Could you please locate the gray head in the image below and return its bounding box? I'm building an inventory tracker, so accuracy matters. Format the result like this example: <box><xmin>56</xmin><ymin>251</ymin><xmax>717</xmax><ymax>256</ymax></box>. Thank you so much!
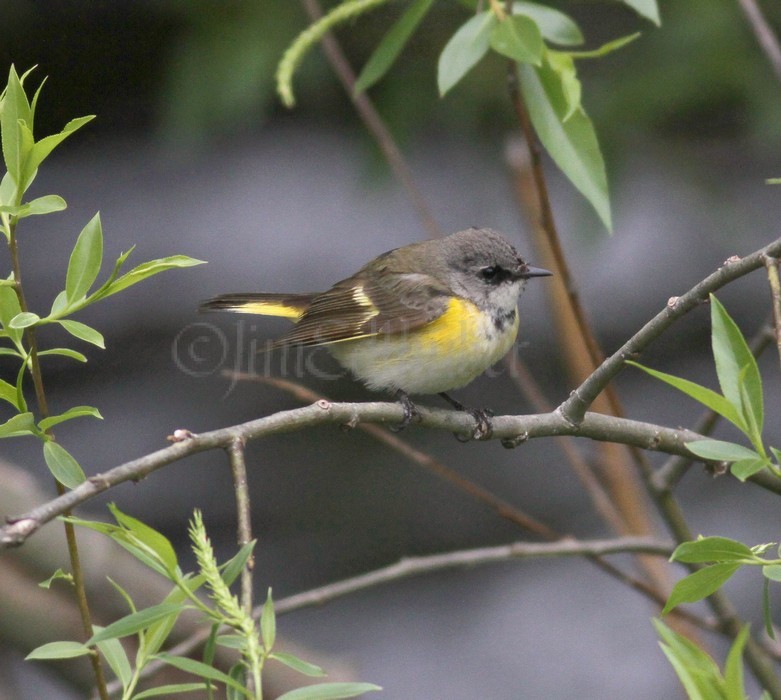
<box><xmin>432</xmin><ymin>227</ymin><xmax>551</xmax><ymax>311</ymax></box>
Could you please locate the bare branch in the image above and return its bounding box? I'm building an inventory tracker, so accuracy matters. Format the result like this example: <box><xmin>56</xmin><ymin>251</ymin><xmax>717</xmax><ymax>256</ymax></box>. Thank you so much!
<box><xmin>737</xmin><ymin>0</ymin><xmax>781</xmax><ymax>84</ymax></box>
<box><xmin>764</xmin><ymin>256</ymin><xmax>781</xmax><ymax>371</ymax></box>
<box><xmin>125</xmin><ymin>536</ymin><xmax>677</xmax><ymax>689</ymax></box>
<box><xmin>299</xmin><ymin>0</ymin><xmax>443</xmax><ymax>239</ymax></box>
<box><xmin>5</xmin><ymin>392</ymin><xmax>781</xmax><ymax>551</ymax></box>
<box><xmin>227</xmin><ymin>437</ymin><xmax>254</xmax><ymax>616</ymax></box>
<box><xmin>560</xmin><ymin>237</ymin><xmax>781</xmax><ymax>423</ymax></box>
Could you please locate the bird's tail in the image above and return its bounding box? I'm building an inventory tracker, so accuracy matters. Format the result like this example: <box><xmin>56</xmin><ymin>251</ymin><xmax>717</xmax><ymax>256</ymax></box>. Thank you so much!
<box><xmin>199</xmin><ymin>293</ymin><xmax>314</xmax><ymax>321</ymax></box>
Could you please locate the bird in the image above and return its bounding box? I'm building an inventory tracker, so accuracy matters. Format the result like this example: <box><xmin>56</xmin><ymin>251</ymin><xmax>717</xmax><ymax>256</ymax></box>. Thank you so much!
<box><xmin>200</xmin><ymin>227</ymin><xmax>551</xmax><ymax>439</ymax></box>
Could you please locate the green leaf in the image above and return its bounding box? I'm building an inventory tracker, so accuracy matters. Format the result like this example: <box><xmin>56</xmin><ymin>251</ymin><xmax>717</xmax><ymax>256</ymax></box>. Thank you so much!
<box><xmin>490</xmin><ymin>15</ymin><xmax>543</xmax><ymax>65</ymax></box>
<box><xmin>87</xmin><ymin>603</ymin><xmax>185</xmax><ymax>645</ymax></box>
<box><xmin>261</xmin><ymin>588</ymin><xmax>276</xmax><ymax>651</ymax></box>
<box><xmin>723</xmin><ymin>625</ymin><xmax>749</xmax><ymax>698</ymax></box>
<box><xmin>653</xmin><ymin>619</ymin><xmax>722</xmax><ymax>699</ymax></box>
<box><xmin>95</xmin><ymin>255</ymin><xmax>206</xmax><ymax>300</ymax></box>
<box><xmin>354</xmin><ymin>0</ymin><xmax>435</xmax><ymax>93</ymax></box>
<box><xmin>626</xmin><ymin>361</ymin><xmax>746</xmax><ymax>431</ymax></box>
<box><xmin>144</xmin><ymin>581</ymin><xmax>201</xmax><ymax>657</ymax></box>
<box><xmin>19</xmin><ymin>194</ymin><xmax>67</xmax><ymax>217</ymax></box>
<box><xmin>37</xmin><ymin>347</ymin><xmax>88</xmax><ymax>363</ymax></box>
<box><xmin>276</xmin><ymin>683</ymin><xmax>383</xmax><ymax>700</ymax></box>
<box><xmin>438</xmin><ymin>11</ymin><xmax>497</xmax><ymax>97</ymax></box>
<box><xmin>43</xmin><ymin>440</ymin><xmax>86</xmax><ymax>488</ymax></box>
<box><xmin>545</xmin><ymin>51</ymin><xmax>579</xmax><ymax>120</ymax></box>
<box><xmin>216</xmin><ymin>634</ymin><xmax>246</xmax><ymax>650</ymax></box>
<box><xmin>95</xmin><ymin>634</ymin><xmax>132</xmax><ymax>690</ymax></box>
<box><xmin>153</xmin><ymin>654</ymin><xmax>249</xmax><ymax>694</ymax></box>
<box><xmin>731</xmin><ymin>458</ymin><xmax>770</xmax><ymax>481</ymax></box>
<box><xmin>66</xmin><ymin>213</ymin><xmax>103</xmax><ymax>303</ymax></box>
<box><xmin>39</xmin><ymin>405</ymin><xmax>103</xmax><ymax>431</ymax></box>
<box><xmin>26</xmin><ymin>640</ymin><xmax>92</xmax><ymax>660</ymax></box>
<box><xmin>711</xmin><ymin>294</ymin><xmax>763</xmax><ymax>434</ymax></box>
<box><xmin>1</xmin><ymin>65</ymin><xmax>33</xmax><ymax>188</ymax></box>
<box><xmin>567</xmin><ymin>33</ymin><xmax>641</xmax><ymax>59</ymax></box>
<box><xmin>38</xmin><ymin>568</ymin><xmax>72</xmax><ymax>589</ymax></box>
<box><xmin>686</xmin><ymin>439</ymin><xmax>761</xmax><ymax>463</ymax></box>
<box><xmin>0</xmin><ymin>377</ymin><xmax>21</xmax><ymax>409</ymax></box>
<box><xmin>19</xmin><ymin>115</ymin><xmax>95</xmax><ymax>191</ymax></box>
<box><xmin>0</xmin><ymin>286</ymin><xmax>23</xmax><ymax>343</ymax></box>
<box><xmin>662</xmin><ymin>562</ymin><xmax>741</xmax><ymax>615</ymax></box>
<box><xmin>0</xmin><ymin>194</ymin><xmax>67</xmax><ymax>218</ymax></box>
<box><xmin>671</xmin><ymin>537</ymin><xmax>753</xmax><ymax>564</ymax></box>
<box><xmin>512</xmin><ymin>2</ymin><xmax>583</xmax><ymax>46</ymax></box>
<box><xmin>763</xmin><ymin>564</ymin><xmax>781</xmax><ymax>582</ymax></box>
<box><xmin>133</xmin><ymin>684</ymin><xmax>212</xmax><ymax>699</ymax></box>
<box><xmin>0</xmin><ymin>412</ymin><xmax>37</xmax><ymax>438</ymax></box>
<box><xmin>57</xmin><ymin>319</ymin><xmax>105</xmax><ymax>348</ymax></box>
<box><xmin>49</xmin><ymin>290</ymin><xmax>68</xmax><ymax>316</ymax></box>
<box><xmin>108</xmin><ymin>504</ymin><xmax>179</xmax><ymax>574</ymax></box>
<box><xmin>619</xmin><ymin>0</ymin><xmax>661</xmax><ymax>26</ymax></box>
<box><xmin>221</xmin><ymin>540</ymin><xmax>256</xmax><ymax>587</ymax></box>
<box><xmin>9</xmin><ymin>311</ymin><xmax>40</xmax><ymax>329</ymax></box>
<box><xmin>270</xmin><ymin>651</ymin><xmax>326</xmax><ymax>678</ymax></box>
<box><xmin>517</xmin><ymin>55</ymin><xmax>611</xmax><ymax>230</ymax></box>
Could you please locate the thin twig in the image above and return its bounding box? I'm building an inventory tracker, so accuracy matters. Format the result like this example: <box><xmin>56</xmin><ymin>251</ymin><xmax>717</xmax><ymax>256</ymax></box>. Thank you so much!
<box><xmin>504</xmin><ymin>52</ymin><xmax>667</xmax><ymax>599</ymax></box>
<box><xmin>124</xmin><ymin>535</ymin><xmax>678</xmax><ymax>689</ymax></box>
<box><xmin>7</xmin><ymin>226</ymin><xmax>110</xmax><ymax>700</ymax></box>
<box><xmin>299</xmin><ymin>0</ymin><xmax>443</xmax><ymax>239</ymax></box>
<box><xmin>272</xmin><ymin>536</ymin><xmax>674</xmax><ymax>612</ymax></box>
<box><xmin>763</xmin><ymin>257</ymin><xmax>781</xmax><ymax>370</ymax></box>
<box><xmin>227</xmin><ymin>437</ymin><xmax>254</xmax><ymax>616</ymax></box>
<box><xmin>503</xmin><ymin>352</ymin><xmax>628</xmax><ymax>535</ymax></box>
<box><xmin>7</xmin><ymin>403</ymin><xmax>778</xmax><ymax>550</ymax></box>
<box><xmin>560</xmin><ymin>237</ymin><xmax>781</xmax><ymax>422</ymax></box>
<box><xmin>737</xmin><ymin>0</ymin><xmax>781</xmax><ymax>84</ymax></box>
<box><xmin>229</xmin><ymin>373</ymin><xmax>712</xmax><ymax>625</ymax></box>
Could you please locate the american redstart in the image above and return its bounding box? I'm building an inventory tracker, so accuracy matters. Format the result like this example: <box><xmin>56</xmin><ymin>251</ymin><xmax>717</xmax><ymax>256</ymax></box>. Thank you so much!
<box><xmin>200</xmin><ymin>227</ymin><xmax>551</xmax><ymax>437</ymax></box>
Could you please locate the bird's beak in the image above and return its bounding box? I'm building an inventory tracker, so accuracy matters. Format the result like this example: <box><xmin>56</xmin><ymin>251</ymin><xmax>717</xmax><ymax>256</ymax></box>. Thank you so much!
<box><xmin>519</xmin><ymin>264</ymin><xmax>553</xmax><ymax>279</ymax></box>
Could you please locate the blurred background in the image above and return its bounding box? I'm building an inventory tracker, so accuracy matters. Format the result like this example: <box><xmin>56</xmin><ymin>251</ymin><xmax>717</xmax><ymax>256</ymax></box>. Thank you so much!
<box><xmin>1</xmin><ymin>0</ymin><xmax>781</xmax><ymax>697</ymax></box>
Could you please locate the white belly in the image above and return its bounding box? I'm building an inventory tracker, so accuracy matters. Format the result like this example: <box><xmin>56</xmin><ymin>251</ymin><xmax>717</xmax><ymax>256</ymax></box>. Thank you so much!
<box><xmin>327</xmin><ymin>303</ymin><xmax>520</xmax><ymax>395</ymax></box>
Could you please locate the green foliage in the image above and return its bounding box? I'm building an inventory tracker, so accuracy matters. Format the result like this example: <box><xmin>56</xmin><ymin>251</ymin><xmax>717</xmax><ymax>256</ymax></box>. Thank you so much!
<box><xmin>0</xmin><ymin>65</ymin><xmax>205</xmax><ymax>489</ymax></box>
<box><xmin>628</xmin><ymin>294</ymin><xmax>779</xmax><ymax>481</ymax></box>
<box><xmin>29</xmin><ymin>506</ymin><xmax>381</xmax><ymax>700</ymax></box>
<box><xmin>653</xmin><ymin>620</ymin><xmax>753</xmax><ymax>700</ymax></box>
<box><xmin>354</xmin><ymin>0</ymin><xmax>436</xmax><ymax>94</ymax></box>
<box><xmin>277</xmin><ymin>1</ymin><xmax>657</xmax><ymax>231</ymax></box>
<box><xmin>661</xmin><ymin>535</ymin><xmax>781</xmax><ymax>642</ymax></box>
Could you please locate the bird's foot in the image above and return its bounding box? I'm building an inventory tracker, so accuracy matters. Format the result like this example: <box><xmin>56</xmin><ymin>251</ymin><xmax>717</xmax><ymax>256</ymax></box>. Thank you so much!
<box><xmin>390</xmin><ymin>390</ymin><xmax>420</xmax><ymax>432</ymax></box>
<box><xmin>439</xmin><ymin>393</ymin><xmax>494</xmax><ymax>441</ymax></box>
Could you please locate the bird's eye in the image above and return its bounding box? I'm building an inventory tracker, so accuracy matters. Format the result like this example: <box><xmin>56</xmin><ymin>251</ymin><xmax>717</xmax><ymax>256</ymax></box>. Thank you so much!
<box><xmin>480</xmin><ymin>266</ymin><xmax>499</xmax><ymax>281</ymax></box>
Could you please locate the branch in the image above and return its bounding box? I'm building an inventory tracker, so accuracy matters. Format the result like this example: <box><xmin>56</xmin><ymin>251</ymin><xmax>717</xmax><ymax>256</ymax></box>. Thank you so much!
<box><xmin>272</xmin><ymin>536</ymin><xmax>674</xmax><ymax>612</ymax></box>
<box><xmin>227</xmin><ymin>437</ymin><xmax>254</xmax><ymax>616</ymax></box>
<box><xmin>764</xmin><ymin>257</ymin><xmax>781</xmax><ymax>371</ymax></box>
<box><xmin>560</xmin><ymin>238</ymin><xmax>781</xmax><ymax>423</ymax></box>
<box><xmin>3</xmin><ymin>401</ymin><xmax>778</xmax><ymax>550</ymax></box>
<box><xmin>119</xmin><ymin>536</ymin><xmax>676</xmax><ymax>690</ymax></box>
<box><xmin>299</xmin><ymin>0</ymin><xmax>443</xmax><ymax>239</ymax></box>
<box><xmin>737</xmin><ymin>0</ymin><xmax>781</xmax><ymax>84</ymax></box>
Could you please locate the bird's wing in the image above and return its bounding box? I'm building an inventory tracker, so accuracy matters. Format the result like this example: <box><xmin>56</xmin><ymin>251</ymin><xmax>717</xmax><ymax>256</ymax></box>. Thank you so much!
<box><xmin>273</xmin><ymin>272</ymin><xmax>451</xmax><ymax>347</ymax></box>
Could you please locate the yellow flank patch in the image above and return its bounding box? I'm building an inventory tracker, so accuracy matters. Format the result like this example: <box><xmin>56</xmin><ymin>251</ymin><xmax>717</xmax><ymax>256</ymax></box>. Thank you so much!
<box><xmin>225</xmin><ymin>301</ymin><xmax>304</xmax><ymax>320</ymax></box>
<box><xmin>416</xmin><ymin>297</ymin><xmax>482</xmax><ymax>347</ymax></box>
